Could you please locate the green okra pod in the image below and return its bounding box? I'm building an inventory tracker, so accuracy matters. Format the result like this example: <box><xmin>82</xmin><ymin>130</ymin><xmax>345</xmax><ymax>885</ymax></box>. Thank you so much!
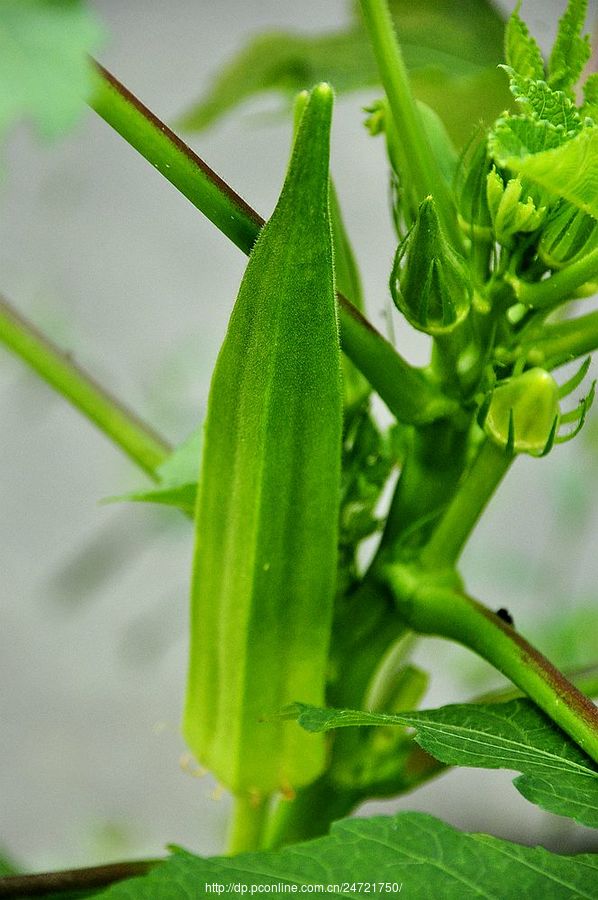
<box><xmin>184</xmin><ymin>84</ymin><xmax>342</xmax><ymax>798</ymax></box>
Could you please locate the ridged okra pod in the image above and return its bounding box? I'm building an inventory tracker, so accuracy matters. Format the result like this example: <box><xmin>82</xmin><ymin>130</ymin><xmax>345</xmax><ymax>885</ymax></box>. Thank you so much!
<box><xmin>184</xmin><ymin>85</ymin><xmax>342</xmax><ymax>798</ymax></box>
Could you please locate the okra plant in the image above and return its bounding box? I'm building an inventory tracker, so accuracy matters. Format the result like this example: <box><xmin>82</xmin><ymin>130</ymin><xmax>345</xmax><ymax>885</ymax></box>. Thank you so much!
<box><xmin>3</xmin><ymin>0</ymin><xmax>598</xmax><ymax>895</ymax></box>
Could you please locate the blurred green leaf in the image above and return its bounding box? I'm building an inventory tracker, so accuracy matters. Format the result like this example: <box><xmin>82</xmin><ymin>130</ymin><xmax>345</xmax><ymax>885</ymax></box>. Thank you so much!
<box><xmin>0</xmin><ymin>0</ymin><xmax>103</xmax><ymax>152</ymax></box>
<box><xmin>0</xmin><ymin>848</ymin><xmax>19</xmax><ymax>876</ymax></box>
<box><xmin>178</xmin><ymin>0</ymin><xmax>510</xmax><ymax>146</ymax></box>
<box><xmin>287</xmin><ymin>696</ymin><xmax>598</xmax><ymax>827</ymax></box>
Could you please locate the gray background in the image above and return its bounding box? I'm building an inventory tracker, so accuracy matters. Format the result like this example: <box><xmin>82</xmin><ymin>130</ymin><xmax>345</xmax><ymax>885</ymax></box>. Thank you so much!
<box><xmin>1</xmin><ymin>0</ymin><xmax>597</xmax><ymax>871</ymax></box>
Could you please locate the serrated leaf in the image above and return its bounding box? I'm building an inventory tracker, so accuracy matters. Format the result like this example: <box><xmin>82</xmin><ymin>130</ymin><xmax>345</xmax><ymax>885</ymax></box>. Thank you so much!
<box><xmin>100</xmin><ymin>812</ymin><xmax>598</xmax><ymax>899</ymax></box>
<box><xmin>548</xmin><ymin>0</ymin><xmax>591</xmax><ymax>95</ymax></box>
<box><xmin>504</xmin><ymin>4</ymin><xmax>544</xmax><ymax>80</ymax></box>
<box><xmin>0</xmin><ymin>0</ymin><xmax>103</xmax><ymax>150</ymax></box>
<box><xmin>178</xmin><ymin>0</ymin><xmax>510</xmax><ymax>146</ymax></box>
<box><xmin>489</xmin><ymin>115</ymin><xmax>565</xmax><ymax>163</ymax></box>
<box><xmin>501</xmin><ymin>126</ymin><xmax>598</xmax><ymax>218</ymax></box>
<box><xmin>288</xmin><ymin>697</ymin><xmax>598</xmax><ymax>828</ymax></box>
<box><xmin>506</xmin><ymin>70</ymin><xmax>580</xmax><ymax>134</ymax></box>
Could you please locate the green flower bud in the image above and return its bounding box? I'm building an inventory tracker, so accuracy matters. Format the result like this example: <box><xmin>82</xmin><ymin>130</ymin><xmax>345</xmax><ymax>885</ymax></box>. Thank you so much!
<box><xmin>538</xmin><ymin>201</ymin><xmax>598</xmax><ymax>269</ymax></box>
<box><xmin>486</xmin><ymin>168</ymin><xmax>545</xmax><ymax>247</ymax></box>
<box><xmin>390</xmin><ymin>196</ymin><xmax>471</xmax><ymax>335</ymax></box>
<box><xmin>484</xmin><ymin>368</ymin><xmax>560</xmax><ymax>456</ymax></box>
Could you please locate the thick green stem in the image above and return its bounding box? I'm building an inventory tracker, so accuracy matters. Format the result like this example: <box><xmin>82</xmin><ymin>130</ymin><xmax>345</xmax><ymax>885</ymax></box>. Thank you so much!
<box><xmin>383</xmin><ymin>573</ymin><xmax>598</xmax><ymax>764</ymax></box>
<box><xmin>379</xmin><ymin>420</ymin><xmax>470</xmax><ymax>557</ymax></box>
<box><xmin>226</xmin><ymin>795</ymin><xmax>271</xmax><ymax>854</ymax></box>
<box><xmin>89</xmin><ymin>62</ymin><xmax>456</xmax><ymax>426</ymax></box>
<box><xmin>512</xmin><ymin>244</ymin><xmax>598</xmax><ymax>308</ymax></box>
<box><xmin>420</xmin><ymin>438</ymin><xmax>512</xmax><ymax>569</ymax></box>
<box><xmin>0</xmin><ymin>295</ymin><xmax>170</xmax><ymax>476</ymax></box>
<box><xmin>475</xmin><ymin>664</ymin><xmax>598</xmax><ymax>705</ymax></box>
<box><xmin>358</xmin><ymin>0</ymin><xmax>460</xmax><ymax>248</ymax></box>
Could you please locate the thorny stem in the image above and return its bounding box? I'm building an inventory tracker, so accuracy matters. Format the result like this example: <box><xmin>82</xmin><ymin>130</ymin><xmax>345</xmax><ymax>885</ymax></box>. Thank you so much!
<box><xmin>0</xmin><ymin>295</ymin><xmax>170</xmax><ymax>476</ymax></box>
<box><xmin>89</xmin><ymin>62</ymin><xmax>456</xmax><ymax>427</ymax></box>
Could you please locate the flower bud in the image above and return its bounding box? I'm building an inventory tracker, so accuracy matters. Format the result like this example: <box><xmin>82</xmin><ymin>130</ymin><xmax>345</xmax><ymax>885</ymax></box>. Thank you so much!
<box><xmin>390</xmin><ymin>196</ymin><xmax>471</xmax><ymax>335</ymax></box>
<box><xmin>486</xmin><ymin>168</ymin><xmax>545</xmax><ymax>247</ymax></box>
<box><xmin>483</xmin><ymin>368</ymin><xmax>560</xmax><ymax>456</ymax></box>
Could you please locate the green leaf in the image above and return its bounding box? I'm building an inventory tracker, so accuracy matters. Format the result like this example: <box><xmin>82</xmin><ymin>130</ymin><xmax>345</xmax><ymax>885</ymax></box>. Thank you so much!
<box><xmin>489</xmin><ymin>115</ymin><xmax>565</xmax><ymax>162</ymax></box>
<box><xmin>548</xmin><ymin>0</ymin><xmax>591</xmax><ymax>95</ymax></box>
<box><xmin>505</xmin><ymin>70</ymin><xmax>581</xmax><ymax>134</ymax></box>
<box><xmin>0</xmin><ymin>0</ymin><xmax>103</xmax><ymax>150</ymax></box>
<box><xmin>100</xmin><ymin>812</ymin><xmax>598</xmax><ymax>899</ymax></box>
<box><xmin>178</xmin><ymin>29</ymin><xmax>376</xmax><ymax>131</ymax></box>
<box><xmin>183</xmin><ymin>85</ymin><xmax>342</xmax><ymax>796</ymax></box>
<box><xmin>288</xmin><ymin>697</ymin><xmax>598</xmax><ymax>828</ymax></box>
<box><xmin>109</xmin><ymin>427</ymin><xmax>201</xmax><ymax>514</ymax></box>
<box><xmin>178</xmin><ymin>0</ymin><xmax>510</xmax><ymax>146</ymax></box>
<box><xmin>499</xmin><ymin>126</ymin><xmax>598</xmax><ymax>218</ymax></box>
<box><xmin>504</xmin><ymin>3</ymin><xmax>544</xmax><ymax>80</ymax></box>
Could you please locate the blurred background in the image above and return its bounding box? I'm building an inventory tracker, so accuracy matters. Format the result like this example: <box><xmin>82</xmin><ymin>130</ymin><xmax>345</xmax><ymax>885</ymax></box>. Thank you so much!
<box><xmin>1</xmin><ymin>0</ymin><xmax>597</xmax><ymax>872</ymax></box>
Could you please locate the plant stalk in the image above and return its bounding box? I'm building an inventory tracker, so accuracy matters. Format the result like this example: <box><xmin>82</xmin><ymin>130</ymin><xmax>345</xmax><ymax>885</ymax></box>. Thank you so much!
<box><xmin>420</xmin><ymin>438</ymin><xmax>512</xmax><ymax>569</ymax></box>
<box><xmin>358</xmin><ymin>0</ymin><xmax>460</xmax><ymax>248</ymax></box>
<box><xmin>0</xmin><ymin>295</ymin><xmax>170</xmax><ymax>476</ymax></box>
<box><xmin>383</xmin><ymin>572</ymin><xmax>598</xmax><ymax>764</ymax></box>
<box><xmin>226</xmin><ymin>794</ymin><xmax>271</xmax><ymax>854</ymax></box>
<box><xmin>519</xmin><ymin>309</ymin><xmax>598</xmax><ymax>368</ymax></box>
<box><xmin>89</xmin><ymin>62</ymin><xmax>456</xmax><ymax>426</ymax></box>
<box><xmin>378</xmin><ymin>420</ymin><xmax>470</xmax><ymax>557</ymax></box>
<box><xmin>475</xmin><ymin>664</ymin><xmax>598</xmax><ymax>705</ymax></box>
<box><xmin>513</xmin><ymin>244</ymin><xmax>598</xmax><ymax>308</ymax></box>
<box><xmin>0</xmin><ymin>860</ymin><xmax>159</xmax><ymax>897</ymax></box>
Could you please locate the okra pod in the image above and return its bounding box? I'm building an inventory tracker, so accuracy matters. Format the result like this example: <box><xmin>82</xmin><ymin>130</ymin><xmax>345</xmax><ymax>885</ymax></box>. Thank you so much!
<box><xmin>184</xmin><ymin>85</ymin><xmax>342</xmax><ymax>798</ymax></box>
